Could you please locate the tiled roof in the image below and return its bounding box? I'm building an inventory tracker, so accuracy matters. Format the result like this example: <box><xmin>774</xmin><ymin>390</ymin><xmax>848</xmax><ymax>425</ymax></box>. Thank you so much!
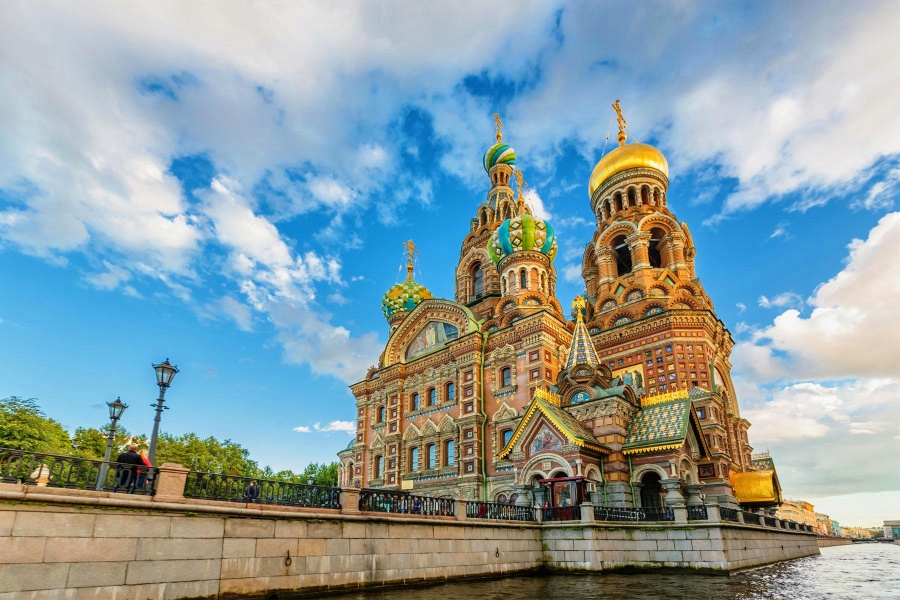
<box><xmin>498</xmin><ymin>388</ymin><xmax>608</xmax><ymax>458</ymax></box>
<box><xmin>687</xmin><ymin>386</ymin><xmax>712</xmax><ymax>398</ymax></box>
<box><xmin>623</xmin><ymin>397</ymin><xmax>691</xmax><ymax>454</ymax></box>
<box><xmin>565</xmin><ymin>318</ymin><xmax>600</xmax><ymax>370</ymax></box>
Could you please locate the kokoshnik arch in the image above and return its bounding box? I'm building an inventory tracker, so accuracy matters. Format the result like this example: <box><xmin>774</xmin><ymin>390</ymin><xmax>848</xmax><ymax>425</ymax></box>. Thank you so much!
<box><xmin>338</xmin><ymin>105</ymin><xmax>779</xmax><ymax>512</ymax></box>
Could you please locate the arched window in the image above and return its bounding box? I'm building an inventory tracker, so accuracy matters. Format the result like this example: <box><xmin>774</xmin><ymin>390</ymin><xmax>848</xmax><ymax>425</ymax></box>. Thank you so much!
<box><xmin>501</xmin><ymin>367</ymin><xmax>512</xmax><ymax>388</ymax></box>
<box><xmin>446</xmin><ymin>382</ymin><xmax>455</xmax><ymax>401</ymax></box>
<box><xmin>411</xmin><ymin>393</ymin><xmax>420</xmax><ymax>411</ymax></box>
<box><xmin>445</xmin><ymin>440</ymin><xmax>455</xmax><ymax>466</ymax></box>
<box><xmin>501</xmin><ymin>429</ymin><xmax>513</xmax><ymax>447</ymax></box>
<box><xmin>428</xmin><ymin>388</ymin><xmax>436</xmax><ymax>406</ymax></box>
<box><xmin>409</xmin><ymin>447</ymin><xmax>419</xmax><ymax>471</ymax></box>
<box><xmin>611</xmin><ymin>235</ymin><xmax>632</xmax><ymax>276</ymax></box>
<box><xmin>473</xmin><ymin>264</ymin><xmax>484</xmax><ymax>298</ymax></box>
<box><xmin>426</xmin><ymin>444</ymin><xmax>436</xmax><ymax>469</ymax></box>
<box><xmin>377</xmin><ymin>406</ymin><xmax>386</xmax><ymax>423</ymax></box>
<box><xmin>519</xmin><ymin>269</ymin><xmax>527</xmax><ymax>290</ymax></box>
<box><xmin>375</xmin><ymin>456</ymin><xmax>384</xmax><ymax>478</ymax></box>
<box><xmin>649</xmin><ymin>227</ymin><xmax>666</xmax><ymax>268</ymax></box>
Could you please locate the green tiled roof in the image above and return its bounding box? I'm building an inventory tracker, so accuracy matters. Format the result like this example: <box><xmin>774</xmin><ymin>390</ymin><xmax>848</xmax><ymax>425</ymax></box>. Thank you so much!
<box><xmin>623</xmin><ymin>398</ymin><xmax>690</xmax><ymax>454</ymax></box>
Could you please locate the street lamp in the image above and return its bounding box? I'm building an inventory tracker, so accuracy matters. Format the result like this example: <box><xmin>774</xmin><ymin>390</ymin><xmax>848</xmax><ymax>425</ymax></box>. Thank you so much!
<box><xmin>148</xmin><ymin>358</ymin><xmax>179</xmax><ymax>466</ymax></box>
<box><xmin>96</xmin><ymin>397</ymin><xmax>127</xmax><ymax>490</ymax></box>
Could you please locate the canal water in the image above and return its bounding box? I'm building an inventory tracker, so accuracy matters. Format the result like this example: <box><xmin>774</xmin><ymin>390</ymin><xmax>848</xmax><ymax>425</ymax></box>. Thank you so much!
<box><xmin>307</xmin><ymin>543</ymin><xmax>899</xmax><ymax>600</ymax></box>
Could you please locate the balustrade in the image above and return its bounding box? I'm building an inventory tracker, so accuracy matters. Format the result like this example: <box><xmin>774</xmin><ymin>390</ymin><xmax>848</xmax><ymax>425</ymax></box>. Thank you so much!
<box><xmin>183</xmin><ymin>471</ymin><xmax>341</xmax><ymax>509</ymax></box>
<box><xmin>593</xmin><ymin>505</ymin><xmax>675</xmax><ymax>522</ymax></box>
<box><xmin>465</xmin><ymin>501</ymin><xmax>536</xmax><ymax>521</ymax></box>
<box><xmin>0</xmin><ymin>447</ymin><xmax>157</xmax><ymax>495</ymax></box>
<box><xmin>358</xmin><ymin>489</ymin><xmax>454</xmax><ymax>516</ymax></box>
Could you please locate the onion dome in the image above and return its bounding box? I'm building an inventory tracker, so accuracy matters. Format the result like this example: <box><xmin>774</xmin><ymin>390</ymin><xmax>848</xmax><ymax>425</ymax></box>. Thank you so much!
<box><xmin>588</xmin><ymin>100</ymin><xmax>668</xmax><ymax>197</ymax></box>
<box><xmin>483</xmin><ymin>113</ymin><xmax>516</xmax><ymax>172</ymax></box>
<box><xmin>381</xmin><ymin>240</ymin><xmax>433</xmax><ymax>320</ymax></box>
<box><xmin>487</xmin><ymin>213</ymin><xmax>557</xmax><ymax>265</ymax></box>
<box><xmin>382</xmin><ymin>278</ymin><xmax>432</xmax><ymax>318</ymax></box>
<box><xmin>483</xmin><ymin>142</ymin><xmax>517</xmax><ymax>172</ymax></box>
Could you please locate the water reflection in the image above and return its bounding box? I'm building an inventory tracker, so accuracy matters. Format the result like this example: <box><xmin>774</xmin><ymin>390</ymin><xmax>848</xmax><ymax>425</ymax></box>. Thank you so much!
<box><xmin>309</xmin><ymin>544</ymin><xmax>899</xmax><ymax>600</ymax></box>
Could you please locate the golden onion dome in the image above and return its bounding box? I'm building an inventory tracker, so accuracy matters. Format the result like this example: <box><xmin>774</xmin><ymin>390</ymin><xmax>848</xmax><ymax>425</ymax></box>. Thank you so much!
<box><xmin>588</xmin><ymin>141</ymin><xmax>669</xmax><ymax>197</ymax></box>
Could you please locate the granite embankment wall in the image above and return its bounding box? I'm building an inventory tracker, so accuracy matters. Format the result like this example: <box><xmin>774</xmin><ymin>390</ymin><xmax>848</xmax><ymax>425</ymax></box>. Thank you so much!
<box><xmin>0</xmin><ymin>481</ymin><xmax>819</xmax><ymax>599</ymax></box>
<box><xmin>543</xmin><ymin>521</ymin><xmax>819</xmax><ymax>572</ymax></box>
<box><xmin>816</xmin><ymin>537</ymin><xmax>854</xmax><ymax>548</ymax></box>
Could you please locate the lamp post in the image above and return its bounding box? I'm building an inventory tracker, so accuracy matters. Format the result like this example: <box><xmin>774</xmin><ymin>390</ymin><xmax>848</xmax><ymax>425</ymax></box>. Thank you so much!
<box><xmin>148</xmin><ymin>358</ymin><xmax>179</xmax><ymax>466</ymax></box>
<box><xmin>96</xmin><ymin>397</ymin><xmax>128</xmax><ymax>490</ymax></box>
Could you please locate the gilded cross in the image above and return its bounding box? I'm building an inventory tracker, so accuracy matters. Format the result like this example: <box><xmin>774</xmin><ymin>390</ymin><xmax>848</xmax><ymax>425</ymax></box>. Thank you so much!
<box><xmin>492</xmin><ymin>113</ymin><xmax>503</xmax><ymax>143</ymax></box>
<box><xmin>403</xmin><ymin>239</ymin><xmax>418</xmax><ymax>278</ymax></box>
<box><xmin>612</xmin><ymin>99</ymin><xmax>627</xmax><ymax>146</ymax></box>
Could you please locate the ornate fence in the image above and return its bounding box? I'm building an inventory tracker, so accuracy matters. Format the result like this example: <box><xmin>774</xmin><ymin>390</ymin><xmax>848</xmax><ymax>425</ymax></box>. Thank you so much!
<box><xmin>741</xmin><ymin>511</ymin><xmax>762</xmax><ymax>526</ymax></box>
<box><xmin>687</xmin><ymin>505</ymin><xmax>708</xmax><ymax>521</ymax></box>
<box><xmin>719</xmin><ymin>506</ymin><xmax>740</xmax><ymax>522</ymax></box>
<box><xmin>358</xmin><ymin>489</ymin><xmax>454</xmax><ymax>516</ymax></box>
<box><xmin>183</xmin><ymin>472</ymin><xmax>341</xmax><ymax>509</ymax></box>
<box><xmin>593</xmin><ymin>505</ymin><xmax>675</xmax><ymax>522</ymax></box>
<box><xmin>543</xmin><ymin>505</ymin><xmax>581</xmax><ymax>522</ymax></box>
<box><xmin>0</xmin><ymin>447</ymin><xmax>157</xmax><ymax>495</ymax></box>
<box><xmin>465</xmin><ymin>501</ymin><xmax>536</xmax><ymax>522</ymax></box>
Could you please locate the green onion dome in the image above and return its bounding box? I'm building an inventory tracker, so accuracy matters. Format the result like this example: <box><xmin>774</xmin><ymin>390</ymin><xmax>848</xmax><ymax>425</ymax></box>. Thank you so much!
<box><xmin>382</xmin><ymin>276</ymin><xmax>433</xmax><ymax>319</ymax></box>
<box><xmin>487</xmin><ymin>213</ymin><xmax>558</xmax><ymax>265</ymax></box>
<box><xmin>483</xmin><ymin>142</ymin><xmax>516</xmax><ymax>172</ymax></box>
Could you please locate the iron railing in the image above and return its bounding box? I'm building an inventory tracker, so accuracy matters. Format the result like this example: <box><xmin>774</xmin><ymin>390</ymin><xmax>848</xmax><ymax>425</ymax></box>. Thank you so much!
<box><xmin>764</xmin><ymin>516</ymin><xmax>777</xmax><ymax>527</ymax></box>
<box><xmin>0</xmin><ymin>447</ymin><xmax>157</xmax><ymax>495</ymax></box>
<box><xmin>542</xmin><ymin>505</ymin><xmax>581</xmax><ymax>522</ymax></box>
<box><xmin>687</xmin><ymin>505</ymin><xmax>708</xmax><ymax>521</ymax></box>
<box><xmin>183</xmin><ymin>472</ymin><xmax>341</xmax><ymax>509</ymax></box>
<box><xmin>742</xmin><ymin>511</ymin><xmax>762</xmax><ymax>526</ymax></box>
<box><xmin>465</xmin><ymin>501</ymin><xmax>536</xmax><ymax>521</ymax></box>
<box><xmin>358</xmin><ymin>489</ymin><xmax>454</xmax><ymax>516</ymax></box>
<box><xmin>593</xmin><ymin>505</ymin><xmax>675</xmax><ymax>522</ymax></box>
<box><xmin>719</xmin><ymin>506</ymin><xmax>740</xmax><ymax>522</ymax></box>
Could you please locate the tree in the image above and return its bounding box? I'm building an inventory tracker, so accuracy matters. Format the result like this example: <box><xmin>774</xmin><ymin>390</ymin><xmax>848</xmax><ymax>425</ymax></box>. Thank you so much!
<box><xmin>154</xmin><ymin>432</ymin><xmax>258</xmax><ymax>475</ymax></box>
<box><xmin>0</xmin><ymin>397</ymin><xmax>73</xmax><ymax>454</ymax></box>
<box><xmin>70</xmin><ymin>426</ymin><xmax>147</xmax><ymax>461</ymax></box>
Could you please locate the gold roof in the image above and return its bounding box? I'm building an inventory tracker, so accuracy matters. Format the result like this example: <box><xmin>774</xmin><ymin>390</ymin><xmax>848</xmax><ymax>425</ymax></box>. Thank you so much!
<box><xmin>588</xmin><ymin>142</ymin><xmax>669</xmax><ymax>197</ymax></box>
<box><xmin>731</xmin><ymin>470</ymin><xmax>782</xmax><ymax>505</ymax></box>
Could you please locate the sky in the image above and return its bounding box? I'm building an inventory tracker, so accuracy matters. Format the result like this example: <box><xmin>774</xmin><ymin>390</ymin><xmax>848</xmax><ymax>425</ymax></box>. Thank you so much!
<box><xmin>1</xmin><ymin>1</ymin><xmax>897</xmax><ymax>527</ymax></box>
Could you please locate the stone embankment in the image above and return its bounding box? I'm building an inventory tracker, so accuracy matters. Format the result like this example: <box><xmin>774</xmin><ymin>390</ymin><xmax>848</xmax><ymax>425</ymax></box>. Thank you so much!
<box><xmin>816</xmin><ymin>536</ymin><xmax>853</xmax><ymax>548</ymax></box>
<box><xmin>0</xmin><ymin>464</ymin><xmax>819</xmax><ymax>599</ymax></box>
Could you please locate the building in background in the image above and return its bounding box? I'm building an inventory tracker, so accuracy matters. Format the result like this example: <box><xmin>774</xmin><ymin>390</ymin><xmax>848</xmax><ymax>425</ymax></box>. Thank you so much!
<box><xmin>884</xmin><ymin>520</ymin><xmax>900</xmax><ymax>540</ymax></box>
<box><xmin>339</xmin><ymin>106</ymin><xmax>774</xmax><ymax>510</ymax></box>
<box><xmin>777</xmin><ymin>499</ymin><xmax>818</xmax><ymax>528</ymax></box>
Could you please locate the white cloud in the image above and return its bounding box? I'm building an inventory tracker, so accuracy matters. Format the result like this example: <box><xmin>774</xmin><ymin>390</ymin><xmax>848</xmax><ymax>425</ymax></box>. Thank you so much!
<box><xmin>292</xmin><ymin>426</ymin><xmax>311</xmax><ymax>433</ymax></box>
<box><xmin>739</xmin><ymin>212</ymin><xmax>900</xmax><ymax>381</ymax></box>
<box><xmin>315</xmin><ymin>421</ymin><xmax>356</xmax><ymax>434</ymax></box>
<box><xmin>524</xmin><ymin>189</ymin><xmax>550</xmax><ymax>220</ymax></box>
<box><xmin>758</xmin><ymin>292</ymin><xmax>804</xmax><ymax>310</ymax></box>
<box><xmin>853</xmin><ymin>166</ymin><xmax>900</xmax><ymax>211</ymax></box>
<box><xmin>768</xmin><ymin>222</ymin><xmax>790</xmax><ymax>241</ymax></box>
<box><xmin>736</xmin><ymin>302</ymin><xmax>746</xmax><ymax>313</ymax></box>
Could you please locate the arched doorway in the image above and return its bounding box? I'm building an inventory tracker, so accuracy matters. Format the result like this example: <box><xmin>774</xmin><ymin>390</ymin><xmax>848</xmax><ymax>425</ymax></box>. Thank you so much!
<box><xmin>639</xmin><ymin>472</ymin><xmax>664</xmax><ymax>508</ymax></box>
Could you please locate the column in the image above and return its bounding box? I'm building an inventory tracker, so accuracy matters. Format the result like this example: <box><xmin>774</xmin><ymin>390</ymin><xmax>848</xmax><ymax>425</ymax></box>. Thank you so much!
<box><xmin>661</xmin><ymin>479</ymin><xmax>686</xmax><ymax>507</ymax></box>
<box><xmin>627</xmin><ymin>232</ymin><xmax>651</xmax><ymax>270</ymax></box>
<box><xmin>684</xmin><ymin>484</ymin><xmax>703</xmax><ymax>507</ymax></box>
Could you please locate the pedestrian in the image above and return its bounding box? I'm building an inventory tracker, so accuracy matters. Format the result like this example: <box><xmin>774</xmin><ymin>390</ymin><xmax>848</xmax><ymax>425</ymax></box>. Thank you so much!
<box><xmin>113</xmin><ymin>444</ymin><xmax>142</xmax><ymax>493</ymax></box>
<box><xmin>136</xmin><ymin>449</ymin><xmax>152</xmax><ymax>492</ymax></box>
<box><xmin>543</xmin><ymin>500</ymin><xmax>552</xmax><ymax>520</ymax></box>
<box><xmin>412</xmin><ymin>497</ymin><xmax>422</xmax><ymax>514</ymax></box>
<box><xmin>243</xmin><ymin>481</ymin><xmax>259</xmax><ymax>504</ymax></box>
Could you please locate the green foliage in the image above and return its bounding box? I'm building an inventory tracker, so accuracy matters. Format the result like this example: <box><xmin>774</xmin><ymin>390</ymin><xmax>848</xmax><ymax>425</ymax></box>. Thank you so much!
<box><xmin>155</xmin><ymin>432</ymin><xmax>259</xmax><ymax>476</ymax></box>
<box><xmin>0</xmin><ymin>397</ymin><xmax>73</xmax><ymax>455</ymax></box>
<box><xmin>1</xmin><ymin>396</ymin><xmax>339</xmax><ymax>486</ymax></box>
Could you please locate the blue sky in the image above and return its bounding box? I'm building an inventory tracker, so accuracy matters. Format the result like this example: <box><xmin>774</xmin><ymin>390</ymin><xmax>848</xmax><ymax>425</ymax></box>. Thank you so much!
<box><xmin>1</xmin><ymin>1</ymin><xmax>897</xmax><ymax>526</ymax></box>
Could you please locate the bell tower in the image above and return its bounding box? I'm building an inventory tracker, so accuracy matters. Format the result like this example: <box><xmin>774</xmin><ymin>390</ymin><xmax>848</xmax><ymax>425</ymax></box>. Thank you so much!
<box><xmin>581</xmin><ymin>101</ymin><xmax>753</xmax><ymax>503</ymax></box>
<box><xmin>455</xmin><ymin>114</ymin><xmax>518</xmax><ymax>319</ymax></box>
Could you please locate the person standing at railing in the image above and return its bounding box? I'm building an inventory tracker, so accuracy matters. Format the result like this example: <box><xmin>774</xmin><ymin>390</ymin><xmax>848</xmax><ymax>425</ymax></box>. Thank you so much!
<box><xmin>242</xmin><ymin>481</ymin><xmax>259</xmax><ymax>504</ymax></box>
<box><xmin>113</xmin><ymin>444</ymin><xmax>142</xmax><ymax>493</ymax></box>
<box><xmin>136</xmin><ymin>449</ymin><xmax>152</xmax><ymax>492</ymax></box>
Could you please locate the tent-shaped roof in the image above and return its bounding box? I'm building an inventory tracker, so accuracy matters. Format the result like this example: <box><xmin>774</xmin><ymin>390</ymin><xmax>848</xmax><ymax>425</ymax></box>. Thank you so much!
<box><xmin>498</xmin><ymin>388</ymin><xmax>609</xmax><ymax>458</ymax></box>
<box><xmin>623</xmin><ymin>390</ymin><xmax>710</xmax><ymax>456</ymax></box>
<box><xmin>732</xmin><ymin>470</ymin><xmax>782</xmax><ymax>505</ymax></box>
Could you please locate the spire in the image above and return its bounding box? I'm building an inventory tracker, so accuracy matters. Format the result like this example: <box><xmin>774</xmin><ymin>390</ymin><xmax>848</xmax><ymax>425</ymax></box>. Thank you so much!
<box><xmin>493</xmin><ymin>112</ymin><xmax>503</xmax><ymax>143</ymax></box>
<box><xmin>403</xmin><ymin>239</ymin><xmax>418</xmax><ymax>279</ymax></box>
<box><xmin>612</xmin><ymin>99</ymin><xmax>627</xmax><ymax>147</ymax></box>
<box><xmin>565</xmin><ymin>296</ymin><xmax>600</xmax><ymax>370</ymax></box>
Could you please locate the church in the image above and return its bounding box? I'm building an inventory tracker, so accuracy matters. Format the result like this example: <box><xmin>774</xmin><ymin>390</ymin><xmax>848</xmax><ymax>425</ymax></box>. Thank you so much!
<box><xmin>338</xmin><ymin>104</ymin><xmax>776</xmax><ymax>512</ymax></box>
